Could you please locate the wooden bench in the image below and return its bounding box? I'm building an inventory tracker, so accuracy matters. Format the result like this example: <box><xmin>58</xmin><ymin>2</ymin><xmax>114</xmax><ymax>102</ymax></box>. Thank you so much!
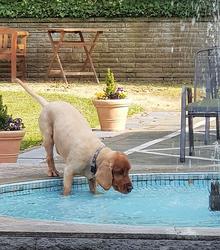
<box><xmin>0</xmin><ymin>27</ymin><xmax>28</xmax><ymax>82</ymax></box>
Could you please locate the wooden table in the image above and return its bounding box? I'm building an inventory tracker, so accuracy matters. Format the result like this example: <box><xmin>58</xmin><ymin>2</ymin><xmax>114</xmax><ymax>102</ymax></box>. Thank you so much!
<box><xmin>47</xmin><ymin>28</ymin><xmax>104</xmax><ymax>84</ymax></box>
<box><xmin>0</xmin><ymin>27</ymin><xmax>28</xmax><ymax>82</ymax></box>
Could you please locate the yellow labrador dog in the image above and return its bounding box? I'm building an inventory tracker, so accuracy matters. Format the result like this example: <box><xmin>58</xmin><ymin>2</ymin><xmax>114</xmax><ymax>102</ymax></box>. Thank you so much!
<box><xmin>16</xmin><ymin>79</ymin><xmax>133</xmax><ymax>195</ymax></box>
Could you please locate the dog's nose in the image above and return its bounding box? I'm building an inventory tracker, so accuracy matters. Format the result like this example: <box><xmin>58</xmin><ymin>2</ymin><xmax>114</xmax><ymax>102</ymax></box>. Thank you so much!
<box><xmin>127</xmin><ymin>184</ymin><xmax>133</xmax><ymax>193</ymax></box>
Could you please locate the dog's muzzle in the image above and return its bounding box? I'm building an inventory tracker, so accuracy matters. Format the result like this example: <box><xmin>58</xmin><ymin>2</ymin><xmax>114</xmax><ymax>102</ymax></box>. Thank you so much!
<box><xmin>126</xmin><ymin>184</ymin><xmax>133</xmax><ymax>193</ymax></box>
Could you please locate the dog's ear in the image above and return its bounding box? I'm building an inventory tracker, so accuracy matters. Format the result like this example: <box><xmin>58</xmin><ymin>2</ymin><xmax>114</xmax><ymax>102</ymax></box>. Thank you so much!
<box><xmin>95</xmin><ymin>162</ymin><xmax>112</xmax><ymax>190</ymax></box>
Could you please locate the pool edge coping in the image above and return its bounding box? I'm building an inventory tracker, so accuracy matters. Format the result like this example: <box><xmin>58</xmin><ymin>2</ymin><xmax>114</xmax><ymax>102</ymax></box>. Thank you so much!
<box><xmin>0</xmin><ymin>215</ymin><xmax>220</xmax><ymax>240</ymax></box>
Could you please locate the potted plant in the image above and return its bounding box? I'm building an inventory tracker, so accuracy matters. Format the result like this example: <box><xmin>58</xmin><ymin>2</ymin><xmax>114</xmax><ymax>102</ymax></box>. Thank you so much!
<box><xmin>0</xmin><ymin>95</ymin><xmax>25</xmax><ymax>163</ymax></box>
<box><xmin>93</xmin><ymin>68</ymin><xmax>130</xmax><ymax>131</ymax></box>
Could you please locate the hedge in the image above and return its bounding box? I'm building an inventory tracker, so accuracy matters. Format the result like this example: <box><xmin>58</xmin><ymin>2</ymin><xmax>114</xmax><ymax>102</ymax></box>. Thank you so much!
<box><xmin>0</xmin><ymin>0</ymin><xmax>217</xmax><ymax>19</ymax></box>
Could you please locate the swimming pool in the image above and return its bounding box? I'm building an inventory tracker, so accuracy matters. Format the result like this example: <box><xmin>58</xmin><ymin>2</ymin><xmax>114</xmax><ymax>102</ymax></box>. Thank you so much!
<box><xmin>0</xmin><ymin>173</ymin><xmax>220</xmax><ymax>228</ymax></box>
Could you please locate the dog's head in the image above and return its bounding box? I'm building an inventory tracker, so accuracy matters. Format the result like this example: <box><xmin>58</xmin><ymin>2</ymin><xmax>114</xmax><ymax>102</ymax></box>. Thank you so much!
<box><xmin>95</xmin><ymin>152</ymin><xmax>133</xmax><ymax>194</ymax></box>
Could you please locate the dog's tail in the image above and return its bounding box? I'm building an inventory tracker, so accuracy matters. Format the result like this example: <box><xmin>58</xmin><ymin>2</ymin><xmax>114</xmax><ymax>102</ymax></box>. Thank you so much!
<box><xmin>15</xmin><ymin>78</ymin><xmax>48</xmax><ymax>107</ymax></box>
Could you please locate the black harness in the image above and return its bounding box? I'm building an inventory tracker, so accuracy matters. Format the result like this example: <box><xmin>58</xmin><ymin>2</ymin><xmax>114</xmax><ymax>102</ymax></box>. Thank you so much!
<box><xmin>90</xmin><ymin>144</ymin><xmax>106</xmax><ymax>175</ymax></box>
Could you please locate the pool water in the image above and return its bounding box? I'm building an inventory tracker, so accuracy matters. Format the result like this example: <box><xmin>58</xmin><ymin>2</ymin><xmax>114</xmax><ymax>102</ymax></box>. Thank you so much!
<box><xmin>1</xmin><ymin>173</ymin><xmax>220</xmax><ymax>227</ymax></box>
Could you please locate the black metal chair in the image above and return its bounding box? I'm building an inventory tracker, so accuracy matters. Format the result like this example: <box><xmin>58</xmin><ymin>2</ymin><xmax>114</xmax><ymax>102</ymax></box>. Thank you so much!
<box><xmin>180</xmin><ymin>47</ymin><xmax>220</xmax><ymax>162</ymax></box>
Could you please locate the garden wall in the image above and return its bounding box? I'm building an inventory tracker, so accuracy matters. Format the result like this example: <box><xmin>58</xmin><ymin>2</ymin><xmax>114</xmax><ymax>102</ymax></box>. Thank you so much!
<box><xmin>0</xmin><ymin>18</ymin><xmax>218</xmax><ymax>83</ymax></box>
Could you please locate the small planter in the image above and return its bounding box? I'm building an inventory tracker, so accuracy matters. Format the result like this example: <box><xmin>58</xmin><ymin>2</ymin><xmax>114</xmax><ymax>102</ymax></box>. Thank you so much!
<box><xmin>93</xmin><ymin>99</ymin><xmax>130</xmax><ymax>131</ymax></box>
<box><xmin>0</xmin><ymin>130</ymin><xmax>25</xmax><ymax>163</ymax></box>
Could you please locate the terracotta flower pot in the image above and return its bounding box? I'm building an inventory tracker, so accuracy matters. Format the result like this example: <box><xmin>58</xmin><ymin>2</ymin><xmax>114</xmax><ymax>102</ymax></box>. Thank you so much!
<box><xmin>93</xmin><ymin>99</ymin><xmax>130</xmax><ymax>131</ymax></box>
<box><xmin>0</xmin><ymin>130</ymin><xmax>25</xmax><ymax>163</ymax></box>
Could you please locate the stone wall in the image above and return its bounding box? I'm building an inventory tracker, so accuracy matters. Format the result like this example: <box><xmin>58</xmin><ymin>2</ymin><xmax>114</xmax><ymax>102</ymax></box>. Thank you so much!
<box><xmin>0</xmin><ymin>18</ymin><xmax>218</xmax><ymax>83</ymax></box>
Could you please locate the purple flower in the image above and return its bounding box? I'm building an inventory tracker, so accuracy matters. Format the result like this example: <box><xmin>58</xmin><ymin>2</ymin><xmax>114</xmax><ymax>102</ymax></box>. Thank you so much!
<box><xmin>117</xmin><ymin>87</ymin><xmax>124</xmax><ymax>92</ymax></box>
<box><xmin>3</xmin><ymin>116</ymin><xmax>24</xmax><ymax>131</ymax></box>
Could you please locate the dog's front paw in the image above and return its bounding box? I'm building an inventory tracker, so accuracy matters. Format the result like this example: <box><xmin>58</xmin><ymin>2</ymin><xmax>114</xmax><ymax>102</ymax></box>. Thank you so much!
<box><xmin>48</xmin><ymin>169</ymin><xmax>60</xmax><ymax>177</ymax></box>
<box><xmin>63</xmin><ymin>188</ymin><xmax>71</xmax><ymax>196</ymax></box>
<box><xmin>93</xmin><ymin>190</ymin><xmax>103</xmax><ymax>195</ymax></box>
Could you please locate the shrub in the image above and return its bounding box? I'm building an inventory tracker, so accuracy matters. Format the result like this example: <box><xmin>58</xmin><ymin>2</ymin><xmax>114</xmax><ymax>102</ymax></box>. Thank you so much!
<box><xmin>0</xmin><ymin>0</ymin><xmax>216</xmax><ymax>19</ymax></box>
<box><xmin>95</xmin><ymin>68</ymin><xmax>127</xmax><ymax>99</ymax></box>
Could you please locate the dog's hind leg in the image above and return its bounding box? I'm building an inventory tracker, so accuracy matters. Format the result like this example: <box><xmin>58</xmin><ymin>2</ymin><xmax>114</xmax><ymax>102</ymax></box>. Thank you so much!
<box><xmin>43</xmin><ymin>135</ymin><xmax>60</xmax><ymax>177</ymax></box>
<box><xmin>39</xmin><ymin>114</ymin><xmax>59</xmax><ymax>177</ymax></box>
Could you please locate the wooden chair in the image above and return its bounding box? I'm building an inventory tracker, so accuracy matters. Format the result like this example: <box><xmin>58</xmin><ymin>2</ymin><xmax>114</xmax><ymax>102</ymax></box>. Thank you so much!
<box><xmin>180</xmin><ymin>47</ymin><xmax>220</xmax><ymax>162</ymax></box>
<box><xmin>0</xmin><ymin>27</ymin><xmax>28</xmax><ymax>82</ymax></box>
